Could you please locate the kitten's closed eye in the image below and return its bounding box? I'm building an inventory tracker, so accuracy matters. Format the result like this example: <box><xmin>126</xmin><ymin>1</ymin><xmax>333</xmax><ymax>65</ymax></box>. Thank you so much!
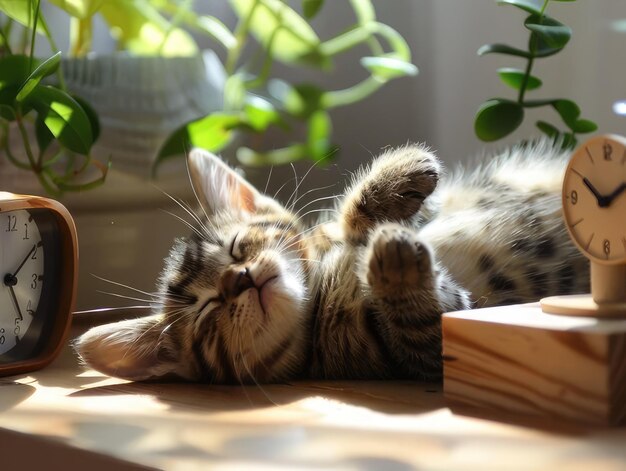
<box><xmin>229</xmin><ymin>232</ymin><xmax>243</xmax><ymax>261</ymax></box>
<box><xmin>198</xmin><ymin>296</ymin><xmax>222</xmax><ymax>314</ymax></box>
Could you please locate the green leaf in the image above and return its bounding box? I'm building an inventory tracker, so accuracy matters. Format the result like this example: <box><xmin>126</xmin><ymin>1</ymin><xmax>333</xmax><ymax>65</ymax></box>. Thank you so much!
<box><xmin>228</xmin><ymin>0</ymin><xmax>322</xmax><ymax>65</ymax></box>
<box><xmin>497</xmin><ymin>0</ymin><xmax>544</xmax><ymax>15</ymax></box>
<box><xmin>195</xmin><ymin>15</ymin><xmax>237</xmax><ymax>49</ymax></box>
<box><xmin>0</xmin><ymin>104</ymin><xmax>15</xmax><ymax>121</ymax></box>
<box><xmin>0</xmin><ymin>55</ymin><xmax>33</xmax><ymax>91</ymax></box>
<box><xmin>0</xmin><ymin>0</ymin><xmax>47</xmax><ymax>31</ymax></box>
<box><xmin>98</xmin><ymin>0</ymin><xmax>197</xmax><ymax>56</ymax></box>
<box><xmin>497</xmin><ymin>67</ymin><xmax>542</xmax><ymax>91</ymax></box>
<box><xmin>24</xmin><ymin>85</ymin><xmax>94</xmax><ymax>154</ymax></box>
<box><xmin>47</xmin><ymin>0</ymin><xmax>105</xmax><ymax>19</ymax></box>
<box><xmin>16</xmin><ymin>51</ymin><xmax>62</xmax><ymax>102</ymax></box>
<box><xmin>525</xmin><ymin>14</ymin><xmax>571</xmax><ymax>49</ymax></box>
<box><xmin>536</xmin><ymin>120</ymin><xmax>559</xmax><ymax>138</ymax></box>
<box><xmin>571</xmin><ymin>119</ymin><xmax>597</xmax><ymax>134</ymax></box>
<box><xmin>156</xmin><ymin>113</ymin><xmax>241</xmax><ymax>168</ymax></box>
<box><xmin>71</xmin><ymin>94</ymin><xmax>100</xmax><ymax>142</ymax></box>
<box><xmin>303</xmin><ymin>0</ymin><xmax>324</xmax><ymax>19</ymax></box>
<box><xmin>477</xmin><ymin>43</ymin><xmax>531</xmax><ymax>58</ymax></box>
<box><xmin>243</xmin><ymin>95</ymin><xmax>281</xmax><ymax>131</ymax></box>
<box><xmin>360</xmin><ymin>56</ymin><xmax>418</xmax><ymax>81</ymax></box>
<box><xmin>552</xmin><ymin>99</ymin><xmax>580</xmax><ymax>128</ymax></box>
<box><xmin>35</xmin><ymin>115</ymin><xmax>54</xmax><ymax>154</ymax></box>
<box><xmin>474</xmin><ymin>99</ymin><xmax>524</xmax><ymax>141</ymax></box>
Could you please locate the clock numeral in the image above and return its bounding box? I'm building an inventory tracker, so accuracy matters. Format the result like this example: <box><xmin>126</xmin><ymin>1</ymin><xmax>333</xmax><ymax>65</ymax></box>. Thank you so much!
<box><xmin>570</xmin><ymin>190</ymin><xmax>578</xmax><ymax>205</ymax></box>
<box><xmin>31</xmin><ymin>273</ymin><xmax>38</xmax><ymax>289</ymax></box>
<box><xmin>31</xmin><ymin>244</ymin><xmax>38</xmax><ymax>260</ymax></box>
<box><xmin>23</xmin><ymin>223</ymin><xmax>29</xmax><ymax>240</ymax></box>
<box><xmin>0</xmin><ymin>328</ymin><xmax>4</xmax><ymax>345</ymax></box>
<box><xmin>604</xmin><ymin>239</ymin><xmax>611</xmax><ymax>257</ymax></box>
<box><xmin>26</xmin><ymin>300</ymin><xmax>34</xmax><ymax>316</ymax></box>
<box><xmin>14</xmin><ymin>324</ymin><xmax>20</xmax><ymax>336</ymax></box>
<box><xmin>6</xmin><ymin>215</ymin><xmax>16</xmax><ymax>232</ymax></box>
<box><xmin>603</xmin><ymin>142</ymin><xmax>613</xmax><ymax>161</ymax></box>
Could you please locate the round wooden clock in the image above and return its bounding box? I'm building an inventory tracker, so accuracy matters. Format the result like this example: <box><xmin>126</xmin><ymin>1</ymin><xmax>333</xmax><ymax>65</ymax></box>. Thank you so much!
<box><xmin>541</xmin><ymin>134</ymin><xmax>626</xmax><ymax>317</ymax></box>
<box><xmin>0</xmin><ymin>192</ymin><xmax>78</xmax><ymax>376</ymax></box>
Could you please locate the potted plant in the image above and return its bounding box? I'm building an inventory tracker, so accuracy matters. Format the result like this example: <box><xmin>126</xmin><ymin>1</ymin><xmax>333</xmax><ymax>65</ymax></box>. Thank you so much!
<box><xmin>474</xmin><ymin>0</ymin><xmax>597</xmax><ymax>147</ymax></box>
<box><xmin>1</xmin><ymin>0</ymin><xmax>417</xmax><ymax>191</ymax></box>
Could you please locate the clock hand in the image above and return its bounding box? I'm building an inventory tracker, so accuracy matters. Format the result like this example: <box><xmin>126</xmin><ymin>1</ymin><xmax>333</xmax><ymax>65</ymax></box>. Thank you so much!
<box><xmin>12</xmin><ymin>243</ymin><xmax>36</xmax><ymax>277</ymax></box>
<box><xmin>582</xmin><ymin>177</ymin><xmax>610</xmax><ymax>207</ymax></box>
<box><xmin>3</xmin><ymin>275</ymin><xmax>23</xmax><ymax>321</ymax></box>
<box><xmin>604</xmin><ymin>182</ymin><xmax>626</xmax><ymax>206</ymax></box>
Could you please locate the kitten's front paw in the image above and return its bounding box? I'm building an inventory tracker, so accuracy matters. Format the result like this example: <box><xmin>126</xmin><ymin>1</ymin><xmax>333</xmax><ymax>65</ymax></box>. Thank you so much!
<box><xmin>366</xmin><ymin>224</ymin><xmax>433</xmax><ymax>293</ymax></box>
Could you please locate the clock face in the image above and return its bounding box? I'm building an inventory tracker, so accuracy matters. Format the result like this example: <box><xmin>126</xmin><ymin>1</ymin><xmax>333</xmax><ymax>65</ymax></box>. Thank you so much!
<box><xmin>0</xmin><ymin>209</ymin><xmax>62</xmax><ymax>363</ymax></box>
<box><xmin>0</xmin><ymin>210</ymin><xmax>44</xmax><ymax>355</ymax></box>
<box><xmin>562</xmin><ymin>135</ymin><xmax>626</xmax><ymax>264</ymax></box>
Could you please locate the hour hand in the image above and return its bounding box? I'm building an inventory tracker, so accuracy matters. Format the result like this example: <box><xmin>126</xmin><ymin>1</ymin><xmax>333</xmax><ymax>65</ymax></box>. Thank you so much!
<box><xmin>582</xmin><ymin>178</ymin><xmax>609</xmax><ymax>207</ymax></box>
<box><xmin>605</xmin><ymin>182</ymin><xmax>626</xmax><ymax>206</ymax></box>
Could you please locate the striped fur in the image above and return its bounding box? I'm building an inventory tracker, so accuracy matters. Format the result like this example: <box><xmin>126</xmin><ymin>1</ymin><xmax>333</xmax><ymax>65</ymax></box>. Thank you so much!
<box><xmin>75</xmin><ymin>142</ymin><xmax>588</xmax><ymax>382</ymax></box>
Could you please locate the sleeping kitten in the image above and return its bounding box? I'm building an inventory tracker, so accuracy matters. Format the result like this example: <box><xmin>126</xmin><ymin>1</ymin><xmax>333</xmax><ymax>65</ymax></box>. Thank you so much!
<box><xmin>75</xmin><ymin>142</ymin><xmax>589</xmax><ymax>383</ymax></box>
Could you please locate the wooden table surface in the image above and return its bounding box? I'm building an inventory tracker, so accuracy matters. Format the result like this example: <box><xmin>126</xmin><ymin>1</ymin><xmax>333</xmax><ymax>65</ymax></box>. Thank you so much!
<box><xmin>1</xmin><ymin>312</ymin><xmax>626</xmax><ymax>471</ymax></box>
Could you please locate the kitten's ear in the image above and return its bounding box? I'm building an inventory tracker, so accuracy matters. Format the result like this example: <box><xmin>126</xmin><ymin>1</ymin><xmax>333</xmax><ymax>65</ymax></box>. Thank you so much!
<box><xmin>188</xmin><ymin>148</ymin><xmax>265</xmax><ymax>217</ymax></box>
<box><xmin>74</xmin><ymin>315</ymin><xmax>186</xmax><ymax>381</ymax></box>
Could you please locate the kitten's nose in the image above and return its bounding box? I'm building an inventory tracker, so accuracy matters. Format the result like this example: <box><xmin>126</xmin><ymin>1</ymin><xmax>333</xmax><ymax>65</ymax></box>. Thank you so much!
<box><xmin>220</xmin><ymin>266</ymin><xmax>255</xmax><ymax>298</ymax></box>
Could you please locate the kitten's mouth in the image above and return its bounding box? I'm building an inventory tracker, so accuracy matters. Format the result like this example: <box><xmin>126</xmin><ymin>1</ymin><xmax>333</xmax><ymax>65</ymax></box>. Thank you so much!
<box><xmin>236</xmin><ymin>274</ymin><xmax>279</xmax><ymax>318</ymax></box>
<box><xmin>258</xmin><ymin>275</ymin><xmax>279</xmax><ymax>315</ymax></box>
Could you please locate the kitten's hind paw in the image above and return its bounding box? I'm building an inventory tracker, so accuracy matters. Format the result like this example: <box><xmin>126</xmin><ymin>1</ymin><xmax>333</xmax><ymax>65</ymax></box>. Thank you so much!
<box><xmin>366</xmin><ymin>223</ymin><xmax>434</xmax><ymax>294</ymax></box>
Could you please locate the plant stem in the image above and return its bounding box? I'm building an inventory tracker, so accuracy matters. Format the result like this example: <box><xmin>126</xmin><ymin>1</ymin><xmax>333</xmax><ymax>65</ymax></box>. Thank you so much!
<box><xmin>322</xmin><ymin>75</ymin><xmax>383</xmax><ymax>109</ymax></box>
<box><xmin>15</xmin><ymin>112</ymin><xmax>38</xmax><ymax>171</ymax></box>
<box><xmin>69</xmin><ymin>17</ymin><xmax>92</xmax><ymax>57</ymax></box>
<box><xmin>245</xmin><ymin>20</ymin><xmax>283</xmax><ymax>89</ymax></box>
<box><xmin>518</xmin><ymin>0</ymin><xmax>549</xmax><ymax>103</ymax></box>
<box><xmin>226</xmin><ymin>0</ymin><xmax>261</xmax><ymax>75</ymax></box>
<box><xmin>1</xmin><ymin>124</ymin><xmax>31</xmax><ymax>170</ymax></box>
<box><xmin>29</xmin><ymin>0</ymin><xmax>41</xmax><ymax>71</ymax></box>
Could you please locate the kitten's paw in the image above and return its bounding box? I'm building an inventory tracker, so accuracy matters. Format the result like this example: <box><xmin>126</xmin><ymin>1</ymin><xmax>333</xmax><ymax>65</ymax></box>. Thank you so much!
<box><xmin>366</xmin><ymin>224</ymin><xmax>433</xmax><ymax>292</ymax></box>
<box><xmin>341</xmin><ymin>144</ymin><xmax>440</xmax><ymax>244</ymax></box>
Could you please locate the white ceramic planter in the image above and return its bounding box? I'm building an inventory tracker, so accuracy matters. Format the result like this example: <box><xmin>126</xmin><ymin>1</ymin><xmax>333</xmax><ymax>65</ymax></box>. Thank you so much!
<box><xmin>61</xmin><ymin>50</ymin><xmax>225</xmax><ymax>176</ymax></box>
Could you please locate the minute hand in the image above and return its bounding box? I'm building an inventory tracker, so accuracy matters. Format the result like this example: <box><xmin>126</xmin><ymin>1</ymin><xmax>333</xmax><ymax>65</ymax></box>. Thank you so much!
<box><xmin>12</xmin><ymin>244</ymin><xmax>36</xmax><ymax>277</ymax></box>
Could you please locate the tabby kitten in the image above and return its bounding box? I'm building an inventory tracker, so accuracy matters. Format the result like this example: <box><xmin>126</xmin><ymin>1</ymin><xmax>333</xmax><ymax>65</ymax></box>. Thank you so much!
<box><xmin>75</xmin><ymin>142</ymin><xmax>588</xmax><ymax>383</ymax></box>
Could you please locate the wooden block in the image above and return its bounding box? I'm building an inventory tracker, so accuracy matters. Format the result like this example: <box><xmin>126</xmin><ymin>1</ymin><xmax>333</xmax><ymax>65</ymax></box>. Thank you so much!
<box><xmin>442</xmin><ymin>303</ymin><xmax>626</xmax><ymax>426</ymax></box>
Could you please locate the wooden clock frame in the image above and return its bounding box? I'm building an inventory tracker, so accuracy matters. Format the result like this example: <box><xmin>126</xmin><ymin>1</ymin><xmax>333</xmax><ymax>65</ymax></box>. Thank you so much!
<box><xmin>0</xmin><ymin>192</ymin><xmax>78</xmax><ymax>377</ymax></box>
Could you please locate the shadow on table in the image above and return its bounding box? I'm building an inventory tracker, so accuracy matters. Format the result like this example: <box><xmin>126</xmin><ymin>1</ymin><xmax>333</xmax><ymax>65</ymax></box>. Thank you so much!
<box><xmin>0</xmin><ymin>380</ymin><xmax>36</xmax><ymax>412</ymax></box>
<box><xmin>69</xmin><ymin>379</ymin><xmax>445</xmax><ymax>416</ymax></box>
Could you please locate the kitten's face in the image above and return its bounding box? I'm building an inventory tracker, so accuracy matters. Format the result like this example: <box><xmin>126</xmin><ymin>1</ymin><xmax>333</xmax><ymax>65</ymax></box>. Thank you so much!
<box><xmin>75</xmin><ymin>150</ymin><xmax>313</xmax><ymax>383</ymax></box>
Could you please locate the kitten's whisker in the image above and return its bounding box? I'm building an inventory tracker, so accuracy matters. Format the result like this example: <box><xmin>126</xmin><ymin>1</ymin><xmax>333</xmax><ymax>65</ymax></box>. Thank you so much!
<box><xmin>294</xmin><ymin>194</ymin><xmax>339</xmax><ymax>220</ymax></box>
<box><xmin>155</xmin><ymin>184</ymin><xmax>211</xmax><ymax>237</ymax></box>
<box><xmin>236</xmin><ymin>333</ymin><xmax>279</xmax><ymax>407</ymax></box>
<box><xmin>91</xmin><ymin>274</ymin><xmax>161</xmax><ymax>300</ymax></box>
<box><xmin>73</xmin><ymin>305</ymin><xmax>153</xmax><ymax>315</ymax></box>
<box><xmin>289</xmin><ymin>183</ymin><xmax>336</xmax><ymax>212</ymax></box>
<box><xmin>185</xmin><ymin>153</ymin><xmax>212</xmax><ymax>225</ymax></box>
<box><xmin>287</xmin><ymin>162</ymin><xmax>325</xmax><ymax>212</ymax></box>
<box><xmin>263</xmin><ymin>165</ymin><xmax>274</xmax><ymax>195</ymax></box>
<box><xmin>96</xmin><ymin>290</ymin><xmax>177</xmax><ymax>306</ymax></box>
<box><xmin>160</xmin><ymin>209</ymin><xmax>205</xmax><ymax>240</ymax></box>
<box><xmin>285</xmin><ymin>162</ymin><xmax>299</xmax><ymax>211</ymax></box>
